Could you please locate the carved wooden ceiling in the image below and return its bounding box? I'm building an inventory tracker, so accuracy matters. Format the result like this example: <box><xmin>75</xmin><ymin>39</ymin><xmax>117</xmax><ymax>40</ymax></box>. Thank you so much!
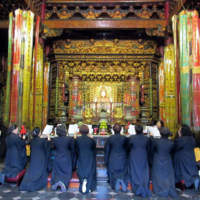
<box><xmin>0</xmin><ymin>0</ymin><xmax>197</xmax><ymax>41</ymax></box>
<box><xmin>0</xmin><ymin>1</ymin><xmax>190</xmax><ymax>25</ymax></box>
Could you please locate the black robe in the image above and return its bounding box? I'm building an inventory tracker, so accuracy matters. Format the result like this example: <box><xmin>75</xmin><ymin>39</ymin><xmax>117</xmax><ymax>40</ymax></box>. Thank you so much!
<box><xmin>104</xmin><ymin>134</ymin><xmax>128</xmax><ymax>189</ymax></box>
<box><xmin>151</xmin><ymin>138</ymin><xmax>177</xmax><ymax>198</ymax></box>
<box><xmin>19</xmin><ymin>137</ymin><xmax>50</xmax><ymax>192</ymax></box>
<box><xmin>75</xmin><ymin>135</ymin><xmax>96</xmax><ymax>193</ymax></box>
<box><xmin>174</xmin><ymin>136</ymin><xmax>198</xmax><ymax>187</ymax></box>
<box><xmin>0</xmin><ymin>125</ymin><xmax>7</xmax><ymax>160</ymax></box>
<box><xmin>51</xmin><ymin>136</ymin><xmax>75</xmax><ymax>188</ymax></box>
<box><xmin>2</xmin><ymin>133</ymin><xmax>27</xmax><ymax>178</ymax></box>
<box><xmin>128</xmin><ymin>134</ymin><xmax>151</xmax><ymax>197</ymax></box>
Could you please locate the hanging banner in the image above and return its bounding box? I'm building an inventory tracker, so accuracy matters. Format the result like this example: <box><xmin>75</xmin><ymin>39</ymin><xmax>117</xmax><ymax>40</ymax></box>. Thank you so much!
<box><xmin>179</xmin><ymin>11</ymin><xmax>191</xmax><ymax>126</ymax></box>
<box><xmin>34</xmin><ymin>43</ymin><xmax>44</xmax><ymax>128</ymax></box>
<box><xmin>4</xmin><ymin>12</ymin><xmax>13</xmax><ymax>125</ymax></box>
<box><xmin>164</xmin><ymin>44</ymin><xmax>177</xmax><ymax>134</ymax></box>
<box><xmin>172</xmin><ymin>15</ymin><xmax>181</xmax><ymax>123</ymax></box>
<box><xmin>158</xmin><ymin>60</ymin><xmax>165</xmax><ymax>121</ymax></box>
<box><xmin>43</xmin><ymin>61</ymin><xmax>50</xmax><ymax>128</ymax></box>
<box><xmin>10</xmin><ymin>9</ymin><xmax>23</xmax><ymax>123</ymax></box>
<box><xmin>192</xmin><ymin>11</ymin><xmax>200</xmax><ymax>131</ymax></box>
<box><xmin>22</xmin><ymin>11</ymin><xmax>34</xmax><ymax>126</ymax></box>
<box><xmin>32</xmin><ymin>16</ymin><xmax>40</xmax><ymax>128</ymax></box>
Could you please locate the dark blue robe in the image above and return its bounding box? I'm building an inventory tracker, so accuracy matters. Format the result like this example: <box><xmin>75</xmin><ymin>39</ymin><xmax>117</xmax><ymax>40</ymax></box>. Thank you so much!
<box><xmin>128</xmin><ymin>134</ymin><xmax>151</xmax><ymax>197</ymax></box>
<box><xmin>151</xmin><ymin>138</ymin><xmax>177</xmax><ymax>198</ymax></box>
<box><xmin>174</xmin><ymin>136</ymin><xmax>198</xmax><ymax>187</ymax></box>
<box><xmin>75</xmin><ymin>135</ymin><xmax>96</xmax><ymax>193</ymax></box>
<box><xmin>2</xmin><ymin>133</ymin><xmax>27</xmax><ymax>178</ymax></box>
<box><xmin>0</xmin><ymin>125</ymin><xmax>7</xmax><ymax>160</ymax></box>
<box><xmin>51</xmin><ymin>136</ymin><xmax>75</xmax><ymax>188</ymax></box>
<box><xmin>19</xmin><ymin>137</ymin><xmax>50</xmax><ymax>192</ymax></box>
<box><xmin>104</xmin><ymin>134</ymin><xmax>128</xmax><ymax>189</ymax></box>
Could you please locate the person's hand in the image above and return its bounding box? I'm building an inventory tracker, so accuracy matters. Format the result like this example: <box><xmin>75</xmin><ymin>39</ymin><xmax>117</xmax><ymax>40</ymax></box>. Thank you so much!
<box><xmin>89</xmin><ymin>134</ymin><xmax>93</xmax><ymax>138</ymax></box>
<box><xmin>22</xmin><ymin>135</ymin><xmax>26</xmax><ymax>140</ymax></box>
<box><xmin>47</xmin><ymin>135</ymin><xmax>51</xmax><ymax>141</ymax></box>
<box><xmin>178</xmin><ymin>128</ymin><xmax>181</xmax><ymax>137</ymax></box>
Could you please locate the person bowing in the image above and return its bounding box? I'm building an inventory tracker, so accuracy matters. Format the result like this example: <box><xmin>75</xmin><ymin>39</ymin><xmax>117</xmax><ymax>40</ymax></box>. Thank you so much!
<box><xmin>151</xmin><ymin>127</ymin><xmax>177</xmax><ymax>198</ymax></box>
<box><xmin>75</xmin><ymin>124</ymin><xmax>96</xmax><ymax>194</ymax></box>
<box><xmin>174</xmin><ymin>125</ymin><xmax>199</xmax><ymax>190</ymax></box>
<box><xmin>104</xmin><ymin>123</ymin><xmax>128</xmax><ymax>192</ymax></box>
<box><xmin>0</xmin><ymin>125</ymin><xmax>27</xmax><ymax>184</ymax></box>
<box><xmin>128</xmin><ymin>124</ymin><xmax>151</xmax><ymax>198</ymax></box>
<box><xmin>50</xmin><ymin>125</ymin><xmax>75</xmax><ymax>192</ymax></box>
<box><xmin>20</xmin><ymin>127</ymin><xmax>50</xmax><ymax>192</ymax></box>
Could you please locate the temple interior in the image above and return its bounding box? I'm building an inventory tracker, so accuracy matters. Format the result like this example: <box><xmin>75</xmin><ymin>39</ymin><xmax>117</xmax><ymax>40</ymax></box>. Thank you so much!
<box><xmin>1</xmin><ymin>0</ymin><xmax>200</xmax><ymax>199</ymax></box>
<box><xmin>0</xmin><ymin>0</ymin><xmax>168</xmax><ymax>132</ymax></box>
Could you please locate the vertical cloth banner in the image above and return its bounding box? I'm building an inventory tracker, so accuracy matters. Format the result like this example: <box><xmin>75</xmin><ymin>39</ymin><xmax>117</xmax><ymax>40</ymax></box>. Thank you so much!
<box><xmin>158</xmin><ymin>60</ymin><xmax>165</xmax><ymax>121</ymax></box>
<box><xmin>4</xmin><ymin>13</ymin><xmax>13</xmax><ymax>126</ymax></box>
<box><xmin>164</xmin><ymin>44</ymin><xmax>177</xmax><ymax>134</ymax></box>
<box><xmin>179</xmin><ymin>11</ymin><xmax>191</xmax><ymax>126</ymax></box>
<box><xmin>18</xmin><ymin>11</ymin><xmax>27</xmax><ymax>126</ymax></box>
<box><xmin>22</xmin><ymin>11</ymin><xmax>34</xmax><ymax>126</ymax></box>
<box><xmin>10</xmin><ymin>9</ymin><xmax>22</xmax><ymax>124</ymax></box>
<box><xmin>4</xmin><ymin>9</ymin><xmax>35</xmax><ymax>127</ymax></box>
<box><xmin>191</xmin><ymin>11</ymin><xmax>200</xmax><ymax>131</ymax></box>
<box><xmin>29</xmin><ymin>49</ymin><xmax>35</xmax><ymax>129</ymax></box>
<box><xmin>43</xmin><ymin>61</ymin><xmax>50</xmax><ymax>128</ymax></box>
<box><xmin>34</xmin><ymin>43</ymin><xmax>44</xmax><ymax>128</ymax></box>
<box><xmin>32</xmin><ymin>16</ymin><xmax>41</xmax><ymax>128</ymax></box>
<box><xmin>172</xmin><ymin>15</ymin><xmax>181</xmax><ymax>124</ymax></box>
<box><xmin>3</xmin><ymin>10</ymin><xmax>48</xmax><ymax>129</ymax></box>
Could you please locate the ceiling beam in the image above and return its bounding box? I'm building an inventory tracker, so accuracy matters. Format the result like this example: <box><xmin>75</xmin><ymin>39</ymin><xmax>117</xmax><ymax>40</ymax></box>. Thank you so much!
<box><xmin>44</xmin><ymin>19</ymin><xmax>166</xmax><ymax>29</ymax></box>
<box><xmin>0</xmin><ymin>20</ymin><xmax>9</xmax><ymax>29</ymax></box>
<box><xmin>46</xmin><ymin>0</ymin><xmax>165</xmax><ymax>3</ymax></box>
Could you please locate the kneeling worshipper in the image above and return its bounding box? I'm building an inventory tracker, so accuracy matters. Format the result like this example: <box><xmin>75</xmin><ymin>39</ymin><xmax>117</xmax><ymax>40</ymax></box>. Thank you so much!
<box><xmin>75</xmin><ymin>124</ymin><xmax>96</xmax><ymax>194</ymax></box>
<box><xmin>104</xmin><ymin>123</ymin><xmax>128</xmax><ymax>192</ymax></box>
<box><xmin>128</xmin><ymin>124</ymin><xmax>151</xmax><ymax>198</ymax></box>
<box><xmin>20</xmin><ymin>127</ymin><xmax>50</xmax><ymax>192</ymax></box>
<box><xmin>50</xmin><ymin>125</ymin><xmax>75</xmax><ymax>192</ymax></box>
<box><xmin>174</xmin><ymin>125</ymin><xmax>199</xmax><ymax>190</ymax></box>
<box><xmin>0</xmin><ymin>125</ymin><xmax>27</xmax><ymax>184</ymax></box>
<box><xmin>151</xmin><ymin>127</ymin><xmax>177</xmax><ymax>198</ymax></box>
<box><xmin>0</xmin><ymin>121</ymin><xmax>7</xmax><ymax>161</ymax></box>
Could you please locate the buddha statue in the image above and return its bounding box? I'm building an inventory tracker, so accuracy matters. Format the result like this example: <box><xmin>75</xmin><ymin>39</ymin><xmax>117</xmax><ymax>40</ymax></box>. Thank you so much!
<box><xmin>99</xmin><ymin>86</ymin><xmax>110</xmax><ymax>103</ymax></box>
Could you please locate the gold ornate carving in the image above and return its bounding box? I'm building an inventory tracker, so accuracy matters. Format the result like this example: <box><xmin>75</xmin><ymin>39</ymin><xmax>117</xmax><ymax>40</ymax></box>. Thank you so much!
<box><xmin>146</xmin><ymin>24</ymin><xmax>166</xmax><ymax>37</ymax></box>
<box><xmin>56</xmin><ymin>60</ymin><xmax>148</xmax><ymax>82</ymax></box>
<box><xmin>43</xmin><ymin>26</ymin><xmax>63</xmax><ymax>38</ymax></box>
<box><xmin>83</xmin><ymin>5</ymin><xmax>98</xmax><ymax>19</ymax></box>
<box><xmin>53</xmin><ymin>39</ymin><xmax>156</xmax><ymax>55</ymax></box>
<box><xmin>45</xmin><ymin>2</ymin><xmax>165</xmax><ymax>20</ymax></box>
<box><xmin>57</xmin><ymin>5</ymin><xmax>73</xmax><ymax>19</ymax></box>
<box><xmin>135</xmin><ymin>4</ymin><xmax>152</xmax><ymax>19</ymax></box>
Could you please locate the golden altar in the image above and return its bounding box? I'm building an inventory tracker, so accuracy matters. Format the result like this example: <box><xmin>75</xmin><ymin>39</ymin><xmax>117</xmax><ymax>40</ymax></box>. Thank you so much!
<box><xmin>48</xmin><ymin>39</ymin><xmax>159</xmax><ymax>125</ymax></box>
